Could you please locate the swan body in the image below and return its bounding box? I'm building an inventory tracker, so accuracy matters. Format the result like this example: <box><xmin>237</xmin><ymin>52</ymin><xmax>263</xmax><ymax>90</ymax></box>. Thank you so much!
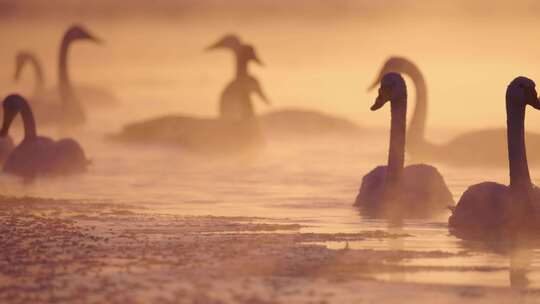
<box><xmin>220</xmin><ymin>73</ymin><xmax>267</xmax><ymax>120</ymax></box>
<box><xmin>449</xmin><ymin>77</ymin><xmax>540</xmax><ymax>236</ymax></box>
<box><xmin>115</xmin><ymin>108</ymin><xmax>360</xmax><ymax>145</ymax></box>
<box><xmin>357</xmin><ymin>164</ymin><xmax>453</xmax><ymax>217</ymax></box>
<box><xmin>260</xmin><ymin>108</ymin><xmax>361</xmax><ymax>137</ymax></box>
<box><xmin>15</xmin><ymin>51</ymin><xmax>118</xmax><ymax>108</ymax></box>
<box><xmin>114</xmin><ymin>114</ymin><xmax>262</xmax><ymax>154</ymax></box>
<box><xmin>0</xmin><ymin>94</ymin><xmax>88</xmax><ymax>177</ymax></box>
<box><xmin>0</xmin><ymin>136</ymin><xmax>14</xmax><ymax>165</ymax></box>
<box><xmin>370</xmin><ymin>57</ymin><xmax>540</xmax><ymax>167</ymax></box>
<box><xmin>355</xmin><ymin>73</ymin><xmax>453</xmax><ymax>218</ymax></box>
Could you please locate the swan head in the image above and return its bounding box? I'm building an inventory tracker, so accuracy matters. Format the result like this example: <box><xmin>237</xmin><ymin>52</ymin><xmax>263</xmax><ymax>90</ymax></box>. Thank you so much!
<box><xmin>14</xmin><ymin>51</ymin><xmax>33</xmax><ymax>81</ymax></box>
<box><xmin>368</xmin><ymin>56</ymin><xmax>419</xmax><ymax>92</ymax></box>
<box><xmin>206</xmin><ymin>34</ymin><xmax>242</xmax><ymax>51</ymax></box>
<box><xmin>507</xmin><ymin>77</ymin><xmax>540</xmax><ymax>109</ymax></box>
<box><xmin>371</xmin><ymin>73</ymin><xmax>407</xmax><ymax>111</ymax></box>
<box><xmin>0</xmin><ymin>94</ymin><xmax>26</xmax><ymax>137</ymax></box>
<box><xmin>65</xmin><ymin>24</ymin><xmax>102</xmax><ymax>44</ymax></box>
<box><xmin>239</xmin><ymin>44</ymin><xmax>263</xmax><ymax>66</ymax></box>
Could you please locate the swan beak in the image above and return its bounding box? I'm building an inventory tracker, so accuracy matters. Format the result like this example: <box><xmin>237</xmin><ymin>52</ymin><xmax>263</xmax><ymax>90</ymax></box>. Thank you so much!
<box><xmin>91</xmin><ymin>35</ymin><xmax>104</xmax><ymax>45</ymax></box>
<box><xmin>205</xmin><ymin>41</ymin><xmax>223</xmax><ymax>51</ymax></box>
<box><xmin>253</xmin><ymin>55</ymin><xmax>264</xmax><ymax>67</ymax></box>
<box><xmin>370</xmin><ymin>95</ymin><xmax>387</xmax><ymax>111</ymax></box>
<box><xmin>85</xmin><ymin>31</ymin><xmax>103</xmax><ymax>45</ymax></box>
<box><xmin>530</xmin><ymin>97</ymin><xmax>540</xmax><ymax>110</ymax></box>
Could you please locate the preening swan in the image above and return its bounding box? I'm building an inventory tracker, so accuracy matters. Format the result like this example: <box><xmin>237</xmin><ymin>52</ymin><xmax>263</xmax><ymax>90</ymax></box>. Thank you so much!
<box><xmin>369</xmin><ymin>56</ymin><xmax>540</xmax><ymax>167</ymax></box>
<box><xmin>355</xmin><ymin>73</ymin><xmax>453</xmax><ymax>218</ymax></box>
<box><xmin>0</xmin><ymin>94</ymin><xmax>88</xmax><ymax>177</ymax></box>
<box><xmin>25</xmin><ymin>25</ymin><xmax>103</xmax><ymax>126</ymax></box>
<box><xmin>449</xmin><ymin>77</ymin><xmax>540</xmax><ymax>235</ymax></box>
<box><xmin>14</xmin><ymin>50</ymin><xmax>119</xmax><ymax>109</ymax></box>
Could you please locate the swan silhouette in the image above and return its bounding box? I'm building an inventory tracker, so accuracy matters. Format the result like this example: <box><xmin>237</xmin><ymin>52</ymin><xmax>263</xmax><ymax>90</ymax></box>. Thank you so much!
<box><xmin>369</xmin><ymin>56</ymin><xmax>540</xmax><ymax>167</ymax></box>
<box><xmin>14</xmin><ymin>51</ymin><xmax>45</xmax><ymax>95</ymax></box>
<box><xmin>23</xmin><ymin>25</ymin><xmax>102</xmax><ymax>127</ymax></box>
<box><xmin>207</xmin><ymin>34</ymin><xmax>361</xmax><ymax>136</ymax></box>
<box><xmin>208</xmin><ymin>36</ymin><xmax>269</xmax><ymax>119</ymax></box>
<box><xmin>14</xmin><ymin>50</ymin><xmax>118</xmax><ymax>109</ymax></box>
<box><xmin>449</xmin><ymin>77</ymin><xmax>540</xmax><ymax>234</ymax></box>
<box><xmin>112</xmin><ymin>40</ymin><xmax>264</xmax><ymax>153</ymax></box>
<box><xmin>0</xmin><ymin>94</ymin><xmax>88</xmax><ymax>177</ymax></box>
<box><xmin>355</xmin><ymin>73</ymin><xmax>453</xmax><ymax>218</ymax></box>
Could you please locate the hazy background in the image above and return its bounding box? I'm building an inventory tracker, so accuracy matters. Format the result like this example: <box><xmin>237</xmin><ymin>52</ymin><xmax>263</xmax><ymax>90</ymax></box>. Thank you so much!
<box><xmin>1</xmin><ymin>0</ymin><xmax>540</xmax><ymax>133</ymax></box>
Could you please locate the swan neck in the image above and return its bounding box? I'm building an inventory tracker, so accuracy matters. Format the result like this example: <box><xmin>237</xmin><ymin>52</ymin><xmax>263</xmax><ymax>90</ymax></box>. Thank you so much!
<box><xmin>507</xmin><ymin>101</ymin><xmax>531</xmax><ymax>195</ymax></box>
<box><xmin>28</xmin><ymin>56</ymin><xmax>44</xmax><ymax>92</ymax></box>
<box><xmin>386</xmin><ymin>96</ymin><xmax>407</xmax><ymax>187</ymax></box>
<box><xmin>407</xmin><ymin>71</ymin><xmax>428</xmax><ymax>148</ymax></box>
<box><xmin>236</xmin><ymin>53</ymin><xmax>249</xmax><ymax>78</ymax></box>
<box><xmin>58</xmin><ymin>35</ymin><xmax>85</xmax><ymax>122</ymax></box>
<box><xmin>59</xmin><ymin>34</ymin><xmax>72</xmax><ymax>89</ymax></box>
<box><xmin>20</xmin><ymin>101</ymin><xmax>37</xmax><ymax>139</ymax></box>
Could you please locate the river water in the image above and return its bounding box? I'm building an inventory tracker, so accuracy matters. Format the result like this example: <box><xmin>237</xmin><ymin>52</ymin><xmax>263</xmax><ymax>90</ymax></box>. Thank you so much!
<box><xmin>1</xmin><ymin>13</ymin><xmax>540</xmax><ymax>290</ymax></box>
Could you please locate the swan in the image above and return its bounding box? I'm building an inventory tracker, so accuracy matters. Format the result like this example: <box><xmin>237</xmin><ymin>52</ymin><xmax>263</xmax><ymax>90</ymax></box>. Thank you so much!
<box><xmin>26</xmin><ymin>24</ymin><xmax>103</xmax><ymax>126</ymax></box>
<box><xmin>208</xmin><ymin>39</ymin><xmax>268</xmax><ymax>120</ymax></box>
<box><xmin>219</xmin><ymin>44</ymin><xmax>270</xmax><ymax>120</ymax></box>
<box><xmin>207</xmin><ymin>35</ymin><xmax>359</xmax><ymax>137</ymax></box>
<box><xmin>0</xmin><ymin>133</ymin><xmax>14</xmax><ymax>165</ymax></box>
<box><xmin>369</xmin><ymin>56</ymin><xmax>540</xmax><ymax>167</ymax></box>
<box><xmin>260</xmin><ymin>108</ymin><xmax>361</xmax><ymax>137</ymax></box>
<box><xmin>206</xmin><ymin>34</ymin><xmax>269</xmax><ymax>119</ymax></box>
<box><xmin>449</xmin><ymin>77</ymin><xmax>540</xmax><ymax>235</ymax></box>
<box><xmin>112</xmin><ymin>42</ymin><xmax>264</xmax><ymax>153</ymax></box>
<box><xmin>355</xmin><ymin>73</ymin><xmax>454</xmax><ymax>218</ymax></box>
<box><xmin>14</xmin><ymin>50</ymin><xmax>119</xmax><ymax>109</ymax></box>
<box><xmin>0</xmin><ymin>94</ymin><xmax>88</xmax><ymax>177</ymax></box>
<box><xmin>14</xmin><ymin>51</ymin><xmax>45</xmax><ymax>95</ymax></box>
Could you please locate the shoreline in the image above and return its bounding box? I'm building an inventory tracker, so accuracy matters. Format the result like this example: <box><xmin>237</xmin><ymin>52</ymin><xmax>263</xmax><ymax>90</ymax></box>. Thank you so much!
<box><xmin>0</xmin><ymin>196</ymin><xmax>538</xmax><ymax>303</ymax></box>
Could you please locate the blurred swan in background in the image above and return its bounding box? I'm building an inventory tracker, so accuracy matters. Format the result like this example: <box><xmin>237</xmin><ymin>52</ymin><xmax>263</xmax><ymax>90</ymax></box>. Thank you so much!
<box><xmin>25</xmin><ymin>25</ymin><xmax>103</xmax><ymax>127</ymax></box>
<box><xmin>370</xmin><ymin>56</ymin><xmax>540</xmax><ymax>167</ymax></box>
<box><xmin>14</xmin><ymin>50</ymin><xmax>119</xmax><ymax>109</ymax></box>
<box><xmin>113</xmin><ymin>39</ymin><xmax>265</xmax><ymax>154</ymax></box>
<box><xmin>207</xmin><ymin>35</ymin><xmax>270</xmax><ymax>119</ymax></box>
<box><xmin>115</xmin><ymin>33</ymin><xmax>361</xmax><ymax>150</ymax></box>
<box><xmin>206</xmin><ymin>34</ymin><xmax>361</xmax><ymax>137</ymax></box>
<box><xmin>218</xmin><ymin>44</ymin><xmax>270</xmax><ymax>119</ymax></box>
<box><xmin>0</xmin><ymin>94</ymin><xmax>88</xmax><ymax>178</ymax></box>
<box><xmin>355</xmin><ymin>73</ymin><xmax>453</xmax><ymax>218</ymax></box>
<box><xmin>14</xmin><ymin>51</ymin><xmax>45</xmax><ymax>96</ymax></box>
<box><xmin>449</xmin><ymin>77</ymin><xmax>540</xmax><ymax>236</ymax></box>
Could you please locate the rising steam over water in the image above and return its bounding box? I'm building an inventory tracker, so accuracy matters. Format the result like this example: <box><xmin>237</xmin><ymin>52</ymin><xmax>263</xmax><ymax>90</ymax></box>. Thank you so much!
<box><xmin>1</xmin><ymin>0</ymin><xmax>540</xmax><ymax>289</ymax></box>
